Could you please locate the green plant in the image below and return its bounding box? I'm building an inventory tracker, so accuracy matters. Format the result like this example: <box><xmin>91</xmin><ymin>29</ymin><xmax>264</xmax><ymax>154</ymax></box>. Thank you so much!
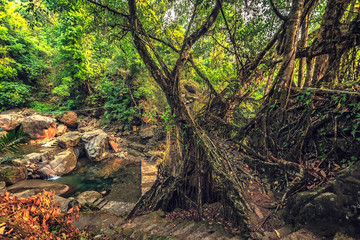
<box><xmin>0</xmin><ymin>127</ymin><xmax>31</xmax><ymax>155</ymax></box>
<box><xmin>31</xmin><ymin>101</ymin><xmax>58</xmax><ymax>113</ymax></box>
<box><xmin>102</xmin><ymin>78</ymin><xmax>139</xmax><ymax>129</ymax></box>
<box><xmin>0</xmin><ymin>81</ymin><xmax>32</xmax><ymax>110</ymax></box>
<box><xmin>161</xmin><ymin>105</ymin><xmax>176</xmax><ymax>131</ymax></box>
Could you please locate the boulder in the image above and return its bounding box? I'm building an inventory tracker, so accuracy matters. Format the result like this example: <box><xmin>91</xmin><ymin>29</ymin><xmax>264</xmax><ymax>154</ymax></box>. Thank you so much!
<box><xmin>22</xmin><ymin>115</ymin><xmax>57</xmax><ymax>140</ymax></box>
<box><xmin>77</xmin><ymin>190</ymin><xmax>102</xmax><ymax>204</ymax></box>
<box><xmin>49</xmin><ymin>149</ymin><xmax>77</xmax><ymax>175</ymax></box>
<box><xmin>56</xmin><ymin>124</ymin><xmax>67</xmax><ymax>136</ymax></box>
<box><xmin>38</xmin><ymin>165</ymin><xmax>56</xmax><ymax>178</ymax></box>
<box><xmin>139</xmin><ymin>125</ymin><xmax>157</xmax><ymax>140</ymax></box>
<box><xmin>21</xmin><ymin>148</ymin><xmax>60</xmax><ymax>164</ymax></box>
<box><xmin>57</xmin><ymin>131</ymin><xmax>81</xmax><ymax>149</ymax></box>
<box><xmin>82</xmin><ymin>130</ymin><xmax>109</xmax><ymax>161</ymax></box>
<box><xmin>54</xmin><ymin>195</ymin><xmax>72</xmax><ymax>212</ymax></box>
<box><xmin>0</xmin><ymin>114</ymin><xmax>22</xmax><ymax>131</ymax></box>
<box><xmin>60</xmin><ymin>112</ymin><xmax>78</xmax><ymax>128</ymax></box>
<box><xmin>0</xmin><ymin>165</ymin><xmax>27</xmax><ymax>184</ymax></box>
<box><xmin>7</xmin><ymin>179</ymin><xmax>69</xmax><ymax>196</ymax></box>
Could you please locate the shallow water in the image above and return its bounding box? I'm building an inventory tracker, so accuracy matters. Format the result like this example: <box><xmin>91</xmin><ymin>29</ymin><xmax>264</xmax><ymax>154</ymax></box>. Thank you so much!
<box><xmin>0</xmin><ymin>143</ymin><xmax>43</xmax><ymax>158</ymax></box>
<box><xmin>51</xmin><ymin>162</ymin><xmax>141</xmax><ymax>203</ymax></box>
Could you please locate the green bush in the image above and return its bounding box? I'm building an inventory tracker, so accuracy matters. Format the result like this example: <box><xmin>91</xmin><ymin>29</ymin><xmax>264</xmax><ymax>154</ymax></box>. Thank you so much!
<box><xmin>101</xmin><ymin>78</ymin><xmax>139</xmax><ymax>129</ymax></box>
<box><xmin>0</xmin><ymin>81</ymin><xmax>32</xmax><ymax>110</ymax></box>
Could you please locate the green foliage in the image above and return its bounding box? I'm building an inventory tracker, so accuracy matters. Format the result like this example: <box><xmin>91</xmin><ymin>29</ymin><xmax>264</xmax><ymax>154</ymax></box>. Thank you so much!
<box><xmin>296</xmin><ymin>90</ymin><xmax>312</xmax><ymax>106</ymax></box>
<box><xmin>0</xmin><ymin>127</ymin><xmax>30</xmax><ymax>155</ymax></box>
<box><xmin>101</xmin><ymin>78</ymin><xmax>139</xmax><ymax>129</ymax></box>
<box><xmin>0</xmin><ymin>1</ymin><xmax>49</xmax><ymax>85</ymax></box>
<box><xmin>30</xmin><ymin>101</ymin><xmax>58</xmax><ymax>114</ymax></box>
<box><xmin>0</xmin><ymin>81</ymin><xmax>32</xmax><ymax>110</ymax></box>
<box><xmin>161</xmin><ymin>105</ymin><xmax>176</xmax><ymax>131</ymax></box>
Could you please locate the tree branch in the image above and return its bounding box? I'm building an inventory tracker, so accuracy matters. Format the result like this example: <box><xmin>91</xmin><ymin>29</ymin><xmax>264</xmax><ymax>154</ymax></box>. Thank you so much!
<box><xmin>171</xmin><ymin>0</ymin><xmax>224</xmax><ymax>92</ymax></box>
<box><xmin>86</xmin><ymin>0</ymin><xmax>129</xmax><ymax>18</ymax></box>
<box><xmin>269</xmin><ymin>0</ymin><xmax>287</xmax><ymax>21</ymax></box>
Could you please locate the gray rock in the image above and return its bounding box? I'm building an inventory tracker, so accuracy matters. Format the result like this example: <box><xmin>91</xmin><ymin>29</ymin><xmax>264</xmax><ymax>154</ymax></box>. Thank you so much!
<box><xmin>82</xmin><ymin>130</ymin><xmax>109</xmax><ymax>161</ymax></box>
<box><xmin>22</xmin><ymin>148</ymin><xmax>59</xmax><ymax>164</ymax></box>
<box><xmin>54</xmin><ymin>195</ymin><xmax>72</xmax><ymax>212</ymax></box>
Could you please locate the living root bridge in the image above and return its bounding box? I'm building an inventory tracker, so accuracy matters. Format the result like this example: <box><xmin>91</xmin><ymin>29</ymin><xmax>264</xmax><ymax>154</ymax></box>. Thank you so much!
<box><xmin>128</xmin><ymin>121</ymin><xmax>273</xmax><ymax>236</ymax></box>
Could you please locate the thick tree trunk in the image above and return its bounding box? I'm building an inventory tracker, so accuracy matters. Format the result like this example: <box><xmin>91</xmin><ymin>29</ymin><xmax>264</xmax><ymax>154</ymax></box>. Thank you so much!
<box><xmin>275</xmin><ymin>0</ymin><xmax>305</xmax><ymax>108</ymax></box>
<box><xmin>298</xmin><ymin>12</ymin><xmax>310</xmax><ymax>88</ymax></box>
<box><xmin>311</xmin><ymin>0</ymin><xmax>351</xmax><ymax>86</ymax></box>
<box><xmin>304</xmin><ymin>57</ymin><xmax>314</xmax><ymax>87</ymax></box>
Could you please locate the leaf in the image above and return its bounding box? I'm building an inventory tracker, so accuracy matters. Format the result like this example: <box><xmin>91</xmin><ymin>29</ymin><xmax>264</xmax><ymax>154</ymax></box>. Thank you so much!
<box><xmin>320</xmin><ymin>170</ymin><xmax>326</xmax><ymax>178</ymax></box>
<box><xmin>0</xmin><ymin>226</ymin><xmax>5</xmax><ymax>235</ymax></box>
<box><xmin>333</xmin><ymin>163</ymin><xmax>341</xmax><ymax>170</ymax></box>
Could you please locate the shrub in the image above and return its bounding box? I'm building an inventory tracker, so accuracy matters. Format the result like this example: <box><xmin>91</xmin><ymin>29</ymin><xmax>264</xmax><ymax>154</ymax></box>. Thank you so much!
<box><xmin>101</xmin><ymin>78</ymin><xmax>140</xmax><ymax>129</ymax></box>
<box><xmin>0</xmin><ymin>81</ymin><xmax>32</xmax><ymax>110</ymax></box>
<box><xmin>0</xmin><ymin>190</ymin><xmax>89</xmax><ymax>239</ymax></box>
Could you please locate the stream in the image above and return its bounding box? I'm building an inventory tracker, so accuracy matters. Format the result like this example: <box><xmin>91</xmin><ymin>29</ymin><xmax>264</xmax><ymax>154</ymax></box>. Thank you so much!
<box><xmin>1</xmin><ymin>143</ymin><xmax>141</xmax><ymax>203</ymax></box>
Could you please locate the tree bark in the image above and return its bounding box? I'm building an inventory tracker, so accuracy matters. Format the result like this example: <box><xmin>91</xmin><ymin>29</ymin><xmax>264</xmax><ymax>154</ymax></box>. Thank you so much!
<box><xmin>275</xmin><ymin>0</ymin><xmax>305</xmax><ymax>108</ymax></box>
<box><xmin>298</xmin><ymin>11</ymin><xmax>310</xmax><ymax>88</ymax></box>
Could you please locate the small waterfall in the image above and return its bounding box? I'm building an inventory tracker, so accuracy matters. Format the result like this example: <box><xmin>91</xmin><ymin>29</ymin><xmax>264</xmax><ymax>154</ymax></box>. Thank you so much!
<box><xmin>47</xmin><ymin>174</ymin><xmax>61</xmax><ymax>181</ymax></box>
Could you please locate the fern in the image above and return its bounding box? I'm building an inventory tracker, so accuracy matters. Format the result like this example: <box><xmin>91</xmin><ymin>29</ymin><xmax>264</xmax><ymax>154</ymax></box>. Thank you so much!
<box><xmin>0</xmin><ymin>127</ymin><xmax>30</xmax><ymax>154</ymax></box>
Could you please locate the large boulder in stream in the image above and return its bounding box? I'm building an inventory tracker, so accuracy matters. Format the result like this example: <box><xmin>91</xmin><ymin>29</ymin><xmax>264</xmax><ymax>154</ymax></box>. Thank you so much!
<box><xmin>49</xmin><ymin>148</ymin><xmax>77</xmax><ymax>175</ymax></box>
<box><xmin>81</xmin><ymin>130</ymin><xmax>109</xmax><ymax>161</ymax></box>
<box><xmin>7</xmin><ymin>179</ymin><xmax>69</xmax><ymax>196</ymax></box>
<box><xmin>57</xmin><ymin>131</ymin><xmax>82</xmax><ymax>148</ymax></box>
<box><xmin>0</xmin><ymin>165</ymin><xmax>27</xmax><ymax>184</ymax></box>
<box><xmin>22</xmin><ymin>115</ymin><xmax>57</xmax><ymax>140</ymax></box>
<box><xmin>0</xmin><ymin>114</ymin><xmax>22</xmax><ymax>131</ymax></box>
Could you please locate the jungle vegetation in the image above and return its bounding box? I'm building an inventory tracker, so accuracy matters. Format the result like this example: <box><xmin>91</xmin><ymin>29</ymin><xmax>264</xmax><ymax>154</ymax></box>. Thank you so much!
<box><xmin>1</xmin><ymin>0</ymin><xmax>360</xmax><ymax>237</ymax></box>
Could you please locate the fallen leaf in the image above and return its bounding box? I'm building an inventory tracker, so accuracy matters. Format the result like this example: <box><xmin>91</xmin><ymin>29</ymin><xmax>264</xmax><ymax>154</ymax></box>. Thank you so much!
<box><xmin>274</xmin><ymin>229</ymin><xmax>281</xmax><ymax>238</ymax></box>
<box><xmin>0</xmin><ymin>226</ymin><xmax>5</xmax><ymax>235</ymax></box>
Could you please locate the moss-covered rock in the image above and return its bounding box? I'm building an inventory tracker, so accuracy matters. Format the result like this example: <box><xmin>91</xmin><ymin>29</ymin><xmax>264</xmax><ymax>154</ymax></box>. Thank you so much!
<box><xmin>0</xmin><ymin>164</ymin><xmax>27</xmax><ymax>184</ymax></box>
